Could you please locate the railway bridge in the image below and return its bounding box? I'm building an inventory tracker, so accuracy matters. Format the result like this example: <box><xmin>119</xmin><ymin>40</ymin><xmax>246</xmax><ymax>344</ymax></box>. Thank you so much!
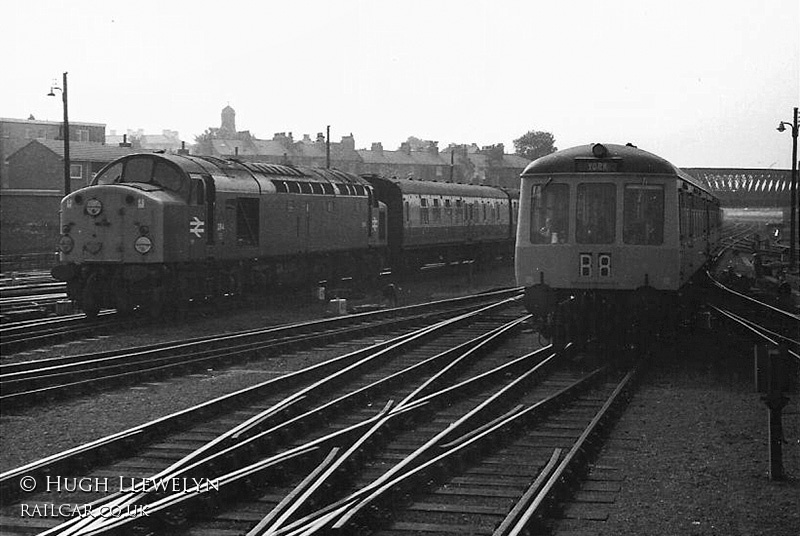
<box><xmin>684</xmin><ymin>168</ymin><xmax>794</xmax><ymax>208</ymax></box>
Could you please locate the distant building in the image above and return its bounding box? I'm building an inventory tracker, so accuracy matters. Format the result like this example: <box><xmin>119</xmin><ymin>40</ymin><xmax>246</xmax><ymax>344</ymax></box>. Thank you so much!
<box><xmin>106</xmin><ymin>129</ymin><xmax>185</xmax><ymax>153</ymax></box>
<box><xmin>0</xmin><ymin>117</ymin><xmax>105</xmax><ymax>188</ymax></box>
<box><xmin>6</xmin><ymin>139</ymin><xmax>139</xmax><ymax>190</ymax></box>
<box><xmin>441</xmin><ymin>144</ymin><xmax>530</xmax><ymax>189</ymax></box>
<box><xmin>195</xmin><ymin>105</ymin><xmax>530</xmax><ymax>188</ymax></box>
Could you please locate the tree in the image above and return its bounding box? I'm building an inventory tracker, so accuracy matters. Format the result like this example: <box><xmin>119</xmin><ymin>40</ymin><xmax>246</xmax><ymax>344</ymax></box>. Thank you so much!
<box><xmin>194</xmin><ymin>128</ymin><xmax>219</xmax><ymax>155</ymax></box>
<box><xmin>513</xmin><ymin>130</ymin><xmax>557</xmax><ymax>161</ymax></box>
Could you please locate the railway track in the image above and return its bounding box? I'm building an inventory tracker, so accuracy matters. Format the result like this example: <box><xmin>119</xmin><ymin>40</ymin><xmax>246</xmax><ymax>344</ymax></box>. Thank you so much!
<box><xmin>0</xmin><ymin>312</ymin><xmax>118</xmax><ymax>355</ymax></box>
<box><xmin>0</xmin><ymin>280</ymin><xmax>69</xmax><ymax>323</ymax></box>
<box><xmin>0</xmin><ymin>291</ymin><xmax>640</xmax><ymax>536</ymax></box>
<box><xmin>0</xmin><ymin>289</ymin><xmax>521</xmax><ymax>410</ymax></box>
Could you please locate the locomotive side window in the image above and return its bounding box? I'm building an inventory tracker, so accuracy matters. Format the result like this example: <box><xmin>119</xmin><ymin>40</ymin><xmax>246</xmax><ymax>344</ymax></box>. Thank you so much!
<box><xmin>190</xmin><ymin>178</ymin><xmax>205</xmax><ymax>205</ymax></box>
<box><xmin>623</xmin><ymin>185</ymin><xmax>664</xmax><ymax>245</ymax></box>
<box><xmin>234</xmin><ymin>198</ymin><xmax>259</xmax><ymax>246</ymax></box>
<box><xmin>529</xmin><ymin>183</ymin><xmax>569</xmax><ymax>244</ymax></box>
<box><xmin>576</xmin><ymin>184</ymin><xmax>615</xmax><ymax>244</ymax></box>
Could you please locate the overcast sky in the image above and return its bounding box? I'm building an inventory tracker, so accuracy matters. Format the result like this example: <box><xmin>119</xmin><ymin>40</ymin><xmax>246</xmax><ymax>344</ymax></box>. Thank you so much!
<box><xmin>4</xmin><ymin>0</ymin><xmax>798</xmax><ymax>168</ymax></box>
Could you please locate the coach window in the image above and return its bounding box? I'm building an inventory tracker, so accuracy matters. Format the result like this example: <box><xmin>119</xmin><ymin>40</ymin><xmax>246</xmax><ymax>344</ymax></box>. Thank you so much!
<box><xmin>432</xmin><ymin>198</ymin><xmax>441</xmax><ymax>223</ymax></box>
<box><xmin>576</xmin><ymin>184</ymin><xmax>615</xmax><ymax>244</ymax></box>
<box><xmin>530</xmin><ymin>183</ymin><xmax>569</xmax><ymax>244</ymax></box>
<box><xmin>623</xmin><ymin>185</ymin><xmax>664</xmax><ymax>245</ymax></box>
<box><xmin>421</xmin><ymin>198</ymin><xmax>430</xmax><ymax>224</ymax></box>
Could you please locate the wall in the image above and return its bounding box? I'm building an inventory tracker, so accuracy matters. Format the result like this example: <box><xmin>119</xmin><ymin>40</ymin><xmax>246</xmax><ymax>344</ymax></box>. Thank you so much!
<box><xmin>0</xmin><ymin>190</ymin><xmax>62</xmax><ymax>255</ymax></box>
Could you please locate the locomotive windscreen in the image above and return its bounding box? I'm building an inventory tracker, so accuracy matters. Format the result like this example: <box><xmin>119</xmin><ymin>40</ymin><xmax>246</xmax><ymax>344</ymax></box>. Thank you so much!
<box><xmin>94</xmin><ymin>156</ymin><xmax>185</xmax><ymax>192</ymax></box>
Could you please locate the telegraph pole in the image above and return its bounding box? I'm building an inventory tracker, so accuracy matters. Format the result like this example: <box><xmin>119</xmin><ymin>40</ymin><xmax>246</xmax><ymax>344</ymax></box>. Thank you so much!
<box><xmin>49</xmin><ymin>72</ymin><xmax>71</xmax><ymax>195</ymax></box>
<box><xmin>777</xmin><ymin>107</ymin><xmax>798</xmax><ymax>272</ymax></box>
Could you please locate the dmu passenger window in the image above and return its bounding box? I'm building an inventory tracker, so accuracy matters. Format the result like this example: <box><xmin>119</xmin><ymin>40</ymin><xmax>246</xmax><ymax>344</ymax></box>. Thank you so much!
<box><xmin>576</xmin><ymin>184</ymin><xmax>616</xmax><ymax>244</ymax></box>
<box><xmin>529</xmin><ymin>183</ymin><xmax>569</xmax><ymax>244</ymax></box>
<box><xmin>623</xmin><ymin>185</ymin><xmax>664</xmax><ymax>245</ymax></box>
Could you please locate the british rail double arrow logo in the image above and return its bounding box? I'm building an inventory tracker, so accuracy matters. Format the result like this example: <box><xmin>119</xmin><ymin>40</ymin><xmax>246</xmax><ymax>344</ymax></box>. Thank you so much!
<box><xmin>189</xmin><ymin>217</ymin><xmax>205</xmax><ymax>238</ymax></box>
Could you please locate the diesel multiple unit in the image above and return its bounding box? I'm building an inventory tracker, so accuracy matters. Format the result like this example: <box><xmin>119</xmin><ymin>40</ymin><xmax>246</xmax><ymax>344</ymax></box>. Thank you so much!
<box><xmin>515</xmin><ymin>143</ymin><xmax>721</xmax><ymax>344</ymax></box>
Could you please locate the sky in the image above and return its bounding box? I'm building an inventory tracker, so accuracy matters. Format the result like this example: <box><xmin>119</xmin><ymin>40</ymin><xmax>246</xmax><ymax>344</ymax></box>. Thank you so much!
<box><xmin>3</xmin><ymin>0</ymin><xmax>798</xmax><ymax>169</ymax></box>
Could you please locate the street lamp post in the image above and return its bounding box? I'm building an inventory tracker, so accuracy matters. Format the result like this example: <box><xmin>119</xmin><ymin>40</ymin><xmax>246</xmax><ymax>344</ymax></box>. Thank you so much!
<box><xmin>777</xmin><ymin>107</ymin><xmax>798</xmax><ymax>273</ymax></box>
<box><xmin>48</xmin><ymin>72</ymin><xmax>70</xmax><ymax>196</ymax></box>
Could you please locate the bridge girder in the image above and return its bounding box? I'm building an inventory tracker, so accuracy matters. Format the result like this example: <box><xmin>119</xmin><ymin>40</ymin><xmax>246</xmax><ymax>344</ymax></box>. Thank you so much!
<box><xmin>683</xmin><ymin>168</ymin><xmax>793</xmax><ymax>208</ymax></box>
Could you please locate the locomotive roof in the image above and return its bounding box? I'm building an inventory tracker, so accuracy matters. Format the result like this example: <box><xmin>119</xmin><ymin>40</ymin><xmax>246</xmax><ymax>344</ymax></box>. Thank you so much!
<box><xmin>522</xmin><ymin>143</ymin><xmax>711</xmax><ymax>194</ymax></box>
<box><xmin>153</xmin><ymin>154</ymin><xmax>370</xmax><ymax>186</ymax></box>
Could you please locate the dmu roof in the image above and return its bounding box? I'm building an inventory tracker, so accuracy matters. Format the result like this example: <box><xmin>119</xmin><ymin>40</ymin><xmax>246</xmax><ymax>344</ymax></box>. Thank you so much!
<box><xmin>522</xmin><ymin>143</ymin><xmax>710</xmax><ymax>194</ymax></box>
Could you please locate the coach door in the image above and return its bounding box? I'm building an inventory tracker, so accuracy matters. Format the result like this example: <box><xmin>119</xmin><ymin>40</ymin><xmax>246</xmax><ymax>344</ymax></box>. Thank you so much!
<box><xmin>188</xmin><ymin>174</ymin><xmax>214</xmax><ymax>260</ymax></box>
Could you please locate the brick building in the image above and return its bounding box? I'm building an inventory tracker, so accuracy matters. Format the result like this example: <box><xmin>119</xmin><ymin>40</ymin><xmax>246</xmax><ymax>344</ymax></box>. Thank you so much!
<box><xmin>6</xmin><ymin>139</ymin><xmax>139</xmax><ymax>191</ymax></box>
<box><xmin>0</xmin><ymin>117</ymin><xmax>105</xmax><ymax>189</ymax></box>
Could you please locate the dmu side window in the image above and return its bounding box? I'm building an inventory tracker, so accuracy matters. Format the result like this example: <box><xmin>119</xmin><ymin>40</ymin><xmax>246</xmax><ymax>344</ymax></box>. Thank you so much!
<box><xmin>623</xmin><ymin>185</ymin><xmax>664</xmax><ymax>245</ymax></box>
<box><xmin>530</xmin><ymin>183</ymin><xmax>569</xmax><ymax>244</ymax></box>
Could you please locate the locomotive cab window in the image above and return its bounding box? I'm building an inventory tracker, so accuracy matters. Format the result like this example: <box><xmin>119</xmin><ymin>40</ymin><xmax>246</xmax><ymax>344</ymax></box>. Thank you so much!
<box><xmin>576</xmin><ymin>183</ymin><xmax>615</xmax><ymax>244</ymax></box>
<box><xmin>530</xmin><ymin>183</ymin><xmax>569</xmax><ymax>244</ymax></box>
<box><xmin>94</xmin><ymin>156</ymin><xmax>184</xmax><ymax>193</ymax></box>
<box><xmin>623</xmin><ymin>185</ymin><xmax>664</xmax><ymax>245</ymax></box>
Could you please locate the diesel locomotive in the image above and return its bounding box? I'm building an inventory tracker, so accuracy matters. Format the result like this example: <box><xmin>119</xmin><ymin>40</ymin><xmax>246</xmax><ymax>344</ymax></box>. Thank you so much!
<box><xmin>515</xmin><ymin>143</ymin><xmax>721</xmax><ymax>345</ymax></box>
<box><xmin>51</xmin><ymin>152</ymin><xmax>516</xmax><ymax>317</ymax></box>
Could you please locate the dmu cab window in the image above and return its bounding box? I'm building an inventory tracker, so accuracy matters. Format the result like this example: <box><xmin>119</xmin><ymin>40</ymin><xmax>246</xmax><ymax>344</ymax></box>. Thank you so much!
<box><xmin>623</xmin><ymin>185</ymin><xmax>664</xmax><ymax>245</ymax></box>
<box><xmin>530</xmin><ymin>183</ymin><xmax>569</xmax><ymax>244</ymax></box>
<box><xmin>576</xmin><ymin>184</ymin><xmax>615</xmax><ymax>244</ymax></box>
